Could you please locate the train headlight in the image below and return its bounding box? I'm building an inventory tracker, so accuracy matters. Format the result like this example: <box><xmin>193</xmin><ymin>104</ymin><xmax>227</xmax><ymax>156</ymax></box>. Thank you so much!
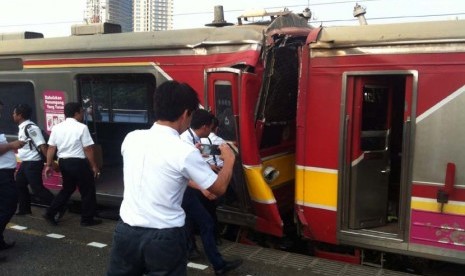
<box><xmin>263</xmin><ymin>166</ymin><xmax>280</xmax><ymax>183</ymax></box>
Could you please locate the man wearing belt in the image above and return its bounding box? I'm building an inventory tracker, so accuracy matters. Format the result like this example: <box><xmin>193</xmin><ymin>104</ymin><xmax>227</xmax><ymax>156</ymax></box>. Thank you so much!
<box><xmin>107</xmin><ymin>81</ymin><xmax>236</xmax><ymax>275</ymax></box>
<box><xmin>0</xmin><ymin>100</ymin><xmax>26</xmax><ymax>261</ymax></box>
<box><xmin>43</xmin><ymin>102</ymin><xmax>101</xmax><ymax>227</ymax></box>
<box><xmin>13</xmin><ymin>103</ymin><xmax>55</xmax><ymax>215</ymax></box>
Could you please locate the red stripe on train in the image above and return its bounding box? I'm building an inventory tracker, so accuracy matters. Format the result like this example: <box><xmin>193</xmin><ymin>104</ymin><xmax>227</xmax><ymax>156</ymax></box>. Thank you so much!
<box><xmin>412</xmin><ymin>183</ymin><xmax>465</xmax><ymax>201</ymax></box>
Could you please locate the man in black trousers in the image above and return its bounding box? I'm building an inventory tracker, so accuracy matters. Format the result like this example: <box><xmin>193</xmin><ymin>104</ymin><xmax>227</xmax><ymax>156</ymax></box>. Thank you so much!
<box><xmin>43</xmin><ymin>102</ymin><xmax>101</xmax><ymax>227</ymax></box>
<box><xmin>0</xmin><ymin>100</ymin><xmax>26</xmax><ymax>261</ymax></box>
<box><xmin>13</xmin><ymin>103</ymin><xmax>55</xmax><ymax>215</ymax></box>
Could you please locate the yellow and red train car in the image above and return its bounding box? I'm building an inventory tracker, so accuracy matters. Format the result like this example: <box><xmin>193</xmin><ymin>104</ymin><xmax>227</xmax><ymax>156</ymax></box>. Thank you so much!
<box><xmin>0</xmin><ymin>12</ymin><xmax>311</xmax><ymax>238</ymax></box>
<box><xmin>296</xmin><ymin>20</ymin><xmax>465</xmax><ymax>264</ymax></box>
<box><xmin>1</xmin><ymin>9</ymin><xmax>464</xmax><ymax>266</ymax></box>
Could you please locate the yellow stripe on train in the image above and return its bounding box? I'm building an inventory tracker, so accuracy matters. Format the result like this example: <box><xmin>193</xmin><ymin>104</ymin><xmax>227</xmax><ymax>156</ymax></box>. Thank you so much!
<box><xmin>296</xmin><ymin>166</ymin><xmax>338</xmax><ymax>209</ymax></box>
<box><xmin>411</xmin><ymin>196</ymin><xmax>465</xmax><ymax>215</ymax></box>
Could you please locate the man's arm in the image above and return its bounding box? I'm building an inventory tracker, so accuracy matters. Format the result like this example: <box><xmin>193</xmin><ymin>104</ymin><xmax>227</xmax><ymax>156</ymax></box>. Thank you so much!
<box><xmin>84</xmin><ymin>145</ymin><xmax>100</xmax><ymax>178</ymax></box>
<box><xmin>206</xmin><ymin>144</ymin><xmax>235</xmax><ymax>196</ymax></box>
<box><xmin>39</xmin><ymin>144</ymin><xmax>48</xmax><ymax>158</ymax></box>
<box><xmin>0</xmin><ymin>140</ymin><xmax>25</xmax><ymax>155</ymax></box>
<box><xmin>44</xmin><ymin>145</ymin><xmax>57</xmax><ymax>177</ymax></box>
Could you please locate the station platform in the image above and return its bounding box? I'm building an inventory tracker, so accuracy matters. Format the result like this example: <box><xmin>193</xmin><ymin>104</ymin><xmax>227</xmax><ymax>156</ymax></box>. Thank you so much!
<box><xmin>8</xmin><ymin>205</ymin><xmax>437</xmax><ymax>276</ymax></box>
<box><xmin>189</xmin><ymin>237</ymin><xmax>413</xmax><ymax>276</ymax></box>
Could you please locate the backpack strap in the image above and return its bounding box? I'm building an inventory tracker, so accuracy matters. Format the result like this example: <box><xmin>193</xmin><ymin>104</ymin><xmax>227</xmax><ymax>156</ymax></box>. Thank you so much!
<box><xmin>187</xmin><ymin>128</ymin><xmax>196</xmax><ymax>145</ymax></box>
<box><xmin>24</xmin><ymin>123</ymin><xmax>45</xmax><ymax>160</ymax></box>
<box><xmin>24</xmin><ymin>123</ymin><xmax>35</xmax><ymax>150</ymax></box>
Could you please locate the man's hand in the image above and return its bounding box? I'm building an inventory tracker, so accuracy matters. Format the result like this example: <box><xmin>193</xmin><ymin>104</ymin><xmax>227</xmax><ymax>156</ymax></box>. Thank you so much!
<box><xmin>210</xmin><ymin>164</ymin><xmax>222</xmax><ymax>173</ymax></box>
<box><xmin>201</xmin><ymin>189</ymin><xmax>218</xmax><ymax>200</ymax></box>
<box><xmin>218</xmin><ymin>143</ymin><xmax>235</xmax><ymax>164</ymax></box>
<box><xmin>44</xmin><ymin>165</ymin><xmax>53</xmax><ymax>179</ymax></box>
<box><xmin>10</xmin><ymin>140</ymin><xmax>26</xmax><ymax>150</ymax></box>
<box><xmin>92</xmin><ymin>166</ymin><xmax>100</xmax><ymax>179</ymax></box>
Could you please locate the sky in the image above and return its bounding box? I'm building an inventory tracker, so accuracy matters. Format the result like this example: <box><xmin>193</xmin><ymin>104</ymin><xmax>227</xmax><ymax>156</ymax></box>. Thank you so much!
<box><xmin>0</xmin><ymin>0</ymin><xmax>465</xmax><ymax>37</ymax></box>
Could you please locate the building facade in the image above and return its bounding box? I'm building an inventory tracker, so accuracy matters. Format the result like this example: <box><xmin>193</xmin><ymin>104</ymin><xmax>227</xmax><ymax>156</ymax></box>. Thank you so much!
<box><xmin>85</xmin><ymin>0</ymin><xmax>134</xmax><ymax>32</ymax></box>
<box><xmin>133</xmin><ymin>0</ymin><xmax>173</xmax><ymax>32</ymax></box>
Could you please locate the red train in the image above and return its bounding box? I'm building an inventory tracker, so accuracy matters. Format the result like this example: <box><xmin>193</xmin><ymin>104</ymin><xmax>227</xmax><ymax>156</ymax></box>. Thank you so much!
<box><xmin>0</xmin><ymin>9</ymin><xmax>463</xmax><ymax>266</ymax></box>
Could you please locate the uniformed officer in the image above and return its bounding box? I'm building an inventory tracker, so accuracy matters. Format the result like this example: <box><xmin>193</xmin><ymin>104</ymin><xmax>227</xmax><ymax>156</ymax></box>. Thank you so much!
<box><xmin>0</xmin><ymin>100</ymin><xmax>26</xmax><ymax>261</ymax></box>
<box><xmin>13</xmin><ymin>103</ymin><xmax>55</xmax><ymax>215</ymax></box>
<box><xmin>43</xmin><ymin>102</ymin><xmax>101</xmax><ymax>227</ymax></box>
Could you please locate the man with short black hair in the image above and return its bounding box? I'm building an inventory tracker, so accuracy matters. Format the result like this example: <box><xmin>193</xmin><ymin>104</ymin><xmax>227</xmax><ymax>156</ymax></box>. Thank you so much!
<box><xmin>13</xmin><ymin>103</ymin><xmax>54</xmax><ymax>215</ymax></box>
<box><xmin>0</xmin><ymin>100</ymin><xmax>26</xmax><ymax>261</ymax></box>
<box><xmin>107</xmin><ymin>81</ymin><xmax>236</xmax><ymax>275</ymax></box>
<box><xmin>43</xmin><ymin>102</ymin><xmax>101</xmax><ymax>227</ymax></box>
<box><xmin>180</xmin><ymin>109</ymin><xmax>242</xmax><ymax>275</ymax></box>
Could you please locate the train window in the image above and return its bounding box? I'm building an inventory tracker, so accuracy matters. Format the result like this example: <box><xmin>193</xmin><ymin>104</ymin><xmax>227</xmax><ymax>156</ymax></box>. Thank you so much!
<box><xmin>0</xmin><ymin>82</ymin><xmax>35</xmax><ymax>135</ymax></box>
<box><xmin>360</xmin><ymin>86</ymin><xmax>389</xmax><ymax>151</ymax></box>
<box><xmin>78</xmin><ymin>74</ymin><xmax>154</xmax><ymax>124</ymax></box>
<box><xmin>214</xmin><ymin>82</ymin><xmax>237</xmax><ymax>141</ymax></box>
<box><xmin>256</xmin><ymin>45</ymin><xmax>298</xmax><ymax>151</ymax></box>
<box><xmin>361</xmin><ymin>86</ymin><xmax>388</xmax><ymax>131</ymax></box>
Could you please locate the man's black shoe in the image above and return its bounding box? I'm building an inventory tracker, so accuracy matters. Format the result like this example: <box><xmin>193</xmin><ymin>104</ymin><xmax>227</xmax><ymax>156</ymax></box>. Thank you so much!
<box><xmin>187</xmin><ymin>248</ymin><xmax>201</xmax><ymax>260</ymax></box>
<box><xmin>55</xmin><ymin>207</ymin><xmax>67</xmax><ymax>221</ymax></box>
<box><xmin>16</xmin><ymin>211</ymin><xmax>32</xmax><ymax>216</ymax></box>
<box><xmin>42</xmin><ymin>213</ymin><xmax>58</xmax><ymax>226</ymax></box>
<box><xmin>80</xmin><ymin>219</ymin><xmax>102</xmax><ymax>227</ymax></box>
<box><xmin>215</xmin><ymin>259</ymin><xmax>243</xmax><ymax>275</ymax></box>
<box><xmin>0</xmin><ymin>241</ymin><xmax>15</xmax><ymax>250</ymax></box>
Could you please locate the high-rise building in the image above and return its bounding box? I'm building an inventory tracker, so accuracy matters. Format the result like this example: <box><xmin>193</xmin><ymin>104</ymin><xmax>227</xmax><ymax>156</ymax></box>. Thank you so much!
<box><xmin>133</xmin><ymin>0</ymin><xmax>173</xmax><ymax>32</ymax></box>
<box><xmin>85</xmin><ymin>0</ymin><xmax>133</xmax><ymax>32</ymax></box>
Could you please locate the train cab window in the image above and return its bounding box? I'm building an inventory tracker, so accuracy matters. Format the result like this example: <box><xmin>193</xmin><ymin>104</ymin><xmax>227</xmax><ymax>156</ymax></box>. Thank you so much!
<box><xmin>214</xmin><ymin>83</ymin><xmax>237</xmax><ymax>141</ymax></box>
<box><xmin>255</xmin><ymin>45</ymin><xmax>298</xmax><ymax>153</ymax></box>
<box><xmin>360</xmin><ymin>86</ymin><xmax>389</xmax><ymax>151</ymax></box>
<box><xmin>0</xmin><ymin>82</ymin><xmax>35</xmax><ymax>135</ymax></box>
<box><xmin>78</xmin><ymin>74</ymin><xmax>154</xmax><ymax>124</ymax></box>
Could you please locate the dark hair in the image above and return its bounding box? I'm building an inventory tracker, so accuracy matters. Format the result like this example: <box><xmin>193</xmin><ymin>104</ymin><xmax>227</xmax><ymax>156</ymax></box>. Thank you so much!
<box><xmin>190</xmin><ymin>109</ymin><xmax>214</xmax><ymax>130</ymax></box>
<box><xmin>14</xmin><ymin>103</ymin><xmax>32</xmax><ymax>119</ymax></box>
<box><xmin>154</xmin><ymin>81</ymin><xmax>199</xmax><ymax>122</ymax></box>
<box><xmin>0</xmin><ymin>100</ymin><xmax>3</xmax><ymax>105</ymax></box>
<box><xmin>64</xmin><ymin>102</ymin><xmax>82</xmax><ymax>118</ymax></box>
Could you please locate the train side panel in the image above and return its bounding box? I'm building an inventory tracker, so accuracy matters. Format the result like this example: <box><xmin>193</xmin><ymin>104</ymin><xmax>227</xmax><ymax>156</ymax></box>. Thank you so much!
<box><xmin>296</xmin><ymin>21</ymin><xmax>465</xmax><ymax>264</ymax></box>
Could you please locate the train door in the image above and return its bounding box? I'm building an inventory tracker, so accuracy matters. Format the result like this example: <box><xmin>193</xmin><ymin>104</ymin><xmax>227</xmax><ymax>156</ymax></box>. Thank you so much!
<box><xmin>204</xmin><ymin>68</ymin><xmax>254</xmax><ymax>226</ymax></box>
<box><xmin>340</xmin><ymin>72</ymin><xmax>415</xmax><ymax>242</ymax></box>
<box><xmin>78</xmin><ymin>73</ymin><xmax>155</xmax><ymax>205</ymax></box>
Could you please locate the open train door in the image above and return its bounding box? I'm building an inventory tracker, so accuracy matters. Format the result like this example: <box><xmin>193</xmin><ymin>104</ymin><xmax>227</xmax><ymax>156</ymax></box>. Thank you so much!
<box><xmin>340</xmin><ymin>72</ymin><xmax>416</xmax><ymax>244</ymax></box>
<box><xmin>204</xmin><ymin>68</ymin><xmax>255</xmax><ymax>227</ymax></box>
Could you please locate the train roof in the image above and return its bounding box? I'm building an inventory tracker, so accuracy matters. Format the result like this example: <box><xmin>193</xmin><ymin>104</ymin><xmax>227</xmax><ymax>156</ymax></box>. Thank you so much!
<box><xmin>311</xmin><ymin>19</ymin><xmax>465</xmax><ymax>48</ymax></box>
<box><xmin>0</xmin><ymin>12</ymin><xmax>312</xmax><ymax>57</ymax></box>
<box><xmin>0</xmin><ymin>24</ymin><xmax>267</xmax><ymax>56</ymax></box>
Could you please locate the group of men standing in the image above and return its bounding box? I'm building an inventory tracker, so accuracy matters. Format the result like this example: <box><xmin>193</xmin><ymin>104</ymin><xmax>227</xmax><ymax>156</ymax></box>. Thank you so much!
<box><xmin>0</xmin><ymin>101</ymin><xmax>101</xmax><ymax>262</ymax></box>
<box><xmin>1</xmin><ymin>80</ymin><xmax>242</xmax><ymax>275</ymax></box>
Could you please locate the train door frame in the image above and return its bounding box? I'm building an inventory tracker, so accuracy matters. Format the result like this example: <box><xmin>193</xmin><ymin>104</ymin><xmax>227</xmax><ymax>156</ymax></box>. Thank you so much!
<box><xmin>204</xmin><ymin>68</ymin><xmax>255</xmax><ymax>228</ymax></box>
<box><xmin>338</xmin><ymin>70</ymin><xmax>418</xmax><ymax>249</ymax></box>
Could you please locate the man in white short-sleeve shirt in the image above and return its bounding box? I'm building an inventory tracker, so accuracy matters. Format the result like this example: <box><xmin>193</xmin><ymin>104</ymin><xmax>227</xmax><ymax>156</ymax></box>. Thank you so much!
<box><xmin>43</xmin><ymin>102</ymin><xmax>101</xmax><ymax>227</ymax></box>
<box><xmin>0</xmin><ymin>100</ymin><xmax>27</xmax><ymax>261</ymax></box>
<box><xmin>107</xmin><ymin>81</ymin><xmax>235</xmax><ymax>276</ymax></box>
<box><xmin>13</xmin><ymin>103</ymin><xmax>55</xmax><ymax>215</ymax></box>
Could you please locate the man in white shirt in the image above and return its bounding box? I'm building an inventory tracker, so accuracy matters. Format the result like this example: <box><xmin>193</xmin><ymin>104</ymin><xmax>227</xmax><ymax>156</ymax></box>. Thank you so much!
<box><xmin>43</xmin><ymin>102</ymin><xmax>101</xmax><ymax>227</ymax></box>
<box><xmin>107</xmin><ymin>81</ymin><xmax>236</xmax><ymax>276</ymax></box>
<box><xmin>201</xmin><ymin>117</ymin><xmax>225</xmax><ymax>168</ymax></box>
<box><xmin>180</xmin><ymin>109</ymin><xmax>242</xmax><ymax>275</ymax></box>
<box><xmin>13</xmin><ymin>103</ymin><xmax>54</xmax><ymax>215</ymax></box>
<box><xmin>0</xmin><ymin>100</ymin><xmax>27</xmax><ymax>261</ymax></box>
